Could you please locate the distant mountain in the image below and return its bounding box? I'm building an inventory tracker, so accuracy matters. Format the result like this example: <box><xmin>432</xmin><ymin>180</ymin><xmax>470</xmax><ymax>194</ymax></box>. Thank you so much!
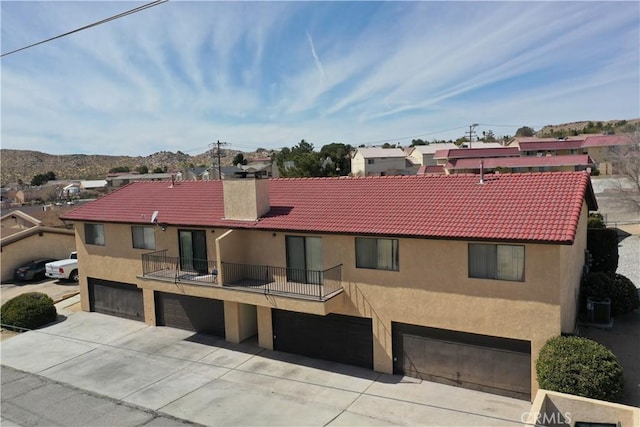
<box><xmin>0</xmin><ymin>149</ymin><xmax>242</xmax><ymax>186</ymax></box>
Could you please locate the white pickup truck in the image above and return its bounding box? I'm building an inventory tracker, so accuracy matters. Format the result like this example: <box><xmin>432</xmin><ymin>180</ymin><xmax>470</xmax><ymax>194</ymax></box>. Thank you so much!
<box><xmin>45</xmin><ymin>251</ymin><xmax>79</xmax><ymax>281</ymax></box>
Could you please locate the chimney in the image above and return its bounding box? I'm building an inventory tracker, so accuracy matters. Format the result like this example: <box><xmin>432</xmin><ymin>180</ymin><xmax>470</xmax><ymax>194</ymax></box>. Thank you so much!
<box><xmin>222</xmin><ymin>176</ymin><xmax>270</xmax><ymax>221</ymax></box>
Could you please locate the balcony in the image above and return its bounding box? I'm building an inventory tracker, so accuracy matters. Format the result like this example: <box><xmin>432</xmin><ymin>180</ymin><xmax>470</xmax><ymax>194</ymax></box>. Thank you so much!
<box><xmin>221</xmin><ymin>262</ymin><xmax>343</xmax><ymax>301</ymax></box>
<box><xmin>141</xmin><ymin>250</ymin><xmax>343</xmax><ymax>301</ymax></box>
<box><xmin>141</xmin><ymin>250</ymin><xmax>218</xmax><ymax>285</ymax></box>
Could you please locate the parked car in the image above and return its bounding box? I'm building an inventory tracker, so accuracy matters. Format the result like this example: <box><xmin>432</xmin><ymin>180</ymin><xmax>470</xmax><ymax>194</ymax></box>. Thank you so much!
<box><xmin>13</xmin><ymin>258</ymin><xmax>56</xmax><ymax>282</ymax></box>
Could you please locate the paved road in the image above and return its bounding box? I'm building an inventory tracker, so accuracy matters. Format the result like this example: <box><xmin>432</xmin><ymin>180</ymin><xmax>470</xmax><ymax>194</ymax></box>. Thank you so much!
<box><xmin>1</xmin><ymin>366</ymin><xmax>198</xmax><ymax>427</ymax></box>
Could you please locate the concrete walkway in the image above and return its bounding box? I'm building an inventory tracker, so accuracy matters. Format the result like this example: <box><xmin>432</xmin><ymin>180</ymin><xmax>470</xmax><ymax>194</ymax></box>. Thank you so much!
<box><xmin>0</xmin><ymin>301</ymin><xmax>531</xmax><ymax>426</ymax></box>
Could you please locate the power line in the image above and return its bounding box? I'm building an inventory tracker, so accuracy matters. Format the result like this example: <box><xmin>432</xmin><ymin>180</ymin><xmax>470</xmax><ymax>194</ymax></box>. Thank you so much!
<box><xmin>1</xmin><ymin>0</ymin><xmax>169</xmax><ymax>58</ymax></box>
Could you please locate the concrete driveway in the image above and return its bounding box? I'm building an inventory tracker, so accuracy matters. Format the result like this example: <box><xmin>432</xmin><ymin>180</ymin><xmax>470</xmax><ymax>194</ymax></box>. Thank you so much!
<box><xmin>0</xmin><ymin>300</ymin><xmax>531</xmax><ymax>426</ymax></box>
<box><xmin>1</xmin><ymin>277</ymin><xmax>79</xmax><ymax>306</ymax></box>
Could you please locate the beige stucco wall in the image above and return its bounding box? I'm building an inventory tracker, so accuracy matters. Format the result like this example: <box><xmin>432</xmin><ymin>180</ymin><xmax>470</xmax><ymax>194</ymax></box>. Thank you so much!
<box><xmin>351</xmin><ymin>152</ymin><xmax>366</xmax><ymax>176</ymax></box>
<box><xmin>1</xmin><ymin>229</ymin><xmax>76</xmax><ymax>282</ymax></box>
<box><xmin>558</xmin><ymin>201</ymin><xmax>589</xmax><ymax>333</ymax></box>
<box><xmin>74</xmin><ymin>217</ymin><xmax>587</xmax><ymax>399</ymax></box>
<box><xmin>223</xmin><ymin>179</ymin><xmax>270</xmax><ymax>221</ymax></box>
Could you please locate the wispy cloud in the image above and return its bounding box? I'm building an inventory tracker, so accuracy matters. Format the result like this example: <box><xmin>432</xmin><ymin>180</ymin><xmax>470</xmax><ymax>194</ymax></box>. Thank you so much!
<box><xmin>1</xmin><ymin>1</ymin><xmax>638</xmax><ymax>156</ymax></box>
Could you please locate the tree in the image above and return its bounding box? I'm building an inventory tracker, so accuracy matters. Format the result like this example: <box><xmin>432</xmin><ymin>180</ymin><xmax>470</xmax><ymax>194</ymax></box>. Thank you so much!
<box><xmin>275</xmin><ymin>140</ymin><xmax>325</xmax><ymax>177</ymax></box>
<box><xmin>515</xmin><ymin>126</ymin><xmax>535</xmax><ymax>137</ymax></box>
<box><xmin>109</xmin><ymin>166</ymin><xmax>130</xmax><ymax>173</ymax></box>
<box><xmin>319</xmin><ymin>143</ymin><xmax>353</xmax><ymax>176</ymax></box>
<box><xmin>45</xmin><ymin>171</ymin><xmax>56</xmax><ymax>181</ymax></box>
<box><xmin>135</xmin><ymin>165</ymin><xmax>149</xmax><ymax>174</ymax></box>
<box><xmin>411</xmin><ymin>139</ymin><xmax>428</xmax><ymax>146</ymax></box>
<box><xmin>481</xmin><ymin>130</ymin><xmax>496</xmax><ymax>142</ymax></box>
<box><xmin>233</xmin><ymin>153</ymin><xmax>248</xmax><ymax>166</ymax></box>
<box><xmin>30</xmin><ymin>173</ymin><xmax>49</xmax><ymax>186</ymax></box>
<box><xmin>152</xmin><ymin>167</ymin><xmax>165</xmax><ymax>173</ymax></box>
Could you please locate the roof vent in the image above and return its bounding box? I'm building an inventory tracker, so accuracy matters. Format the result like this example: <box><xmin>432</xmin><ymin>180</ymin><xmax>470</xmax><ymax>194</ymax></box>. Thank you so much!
<box><xmin>478</xmin><ymin>160</ymin><xmax>485</xmax><ymax>185</ymax></box>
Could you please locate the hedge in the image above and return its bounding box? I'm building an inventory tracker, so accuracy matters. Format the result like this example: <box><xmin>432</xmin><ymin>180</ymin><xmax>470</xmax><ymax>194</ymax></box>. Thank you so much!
<box><xmin>536</xmin><ymin>336</ymin><xmax>624</xmax><ymax>402</ymax></box>
<box><xmin>0</xmin><ymin>292</ymin><xmax>57</xmax><ymax>331</ymax></box>
<box><xmin>582</xmin><ymin>272</ymin><xmax>640</xmax><ymax>317</ymax></box>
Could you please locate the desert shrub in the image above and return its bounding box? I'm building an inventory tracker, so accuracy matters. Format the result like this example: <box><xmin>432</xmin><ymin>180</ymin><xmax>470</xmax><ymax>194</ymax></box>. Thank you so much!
<box><xmin>536</xmin><ymin>336</ymin><xmax>624</xmax><ymax>402</ymax></box>
<box><xmin>582</xmin><ymin>272</ymin><xmax>640</xmax><ymax>316</ymax></box>
<box><xmin>0</xmin><ymin>292</ymin><xmax>57</xmax><ymax>331</ymax></box>
<box><xmin>587</xmin><ymin>228</ymin><xmax>618</xmax><ymax>273</ymax></box>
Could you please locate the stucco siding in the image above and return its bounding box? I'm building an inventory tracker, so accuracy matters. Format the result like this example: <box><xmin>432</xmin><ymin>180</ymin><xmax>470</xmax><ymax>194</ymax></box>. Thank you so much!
<box><xmin>558</xmin><ymin>201</ymin><xmax>589</xmax><ymax>333</ymax></box>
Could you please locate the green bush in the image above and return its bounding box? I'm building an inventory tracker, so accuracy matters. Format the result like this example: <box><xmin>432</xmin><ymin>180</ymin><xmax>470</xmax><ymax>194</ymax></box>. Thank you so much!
<box><xmin>536</xmin><ymin>336</ymin><xmax>624</xmax><ymax>402</ymax></box>
<box><xmin>0</xmin><ymin>292</ymin><xmax>57</xmax><ymax>331</ymax></box>
<box><xmin>587</xmin><ymin>212</ymin><xmax>605</xmax><ymax>229</ymax></box>
<box><xmin>582</xmin><ymin>272</ymin><xmax>640</xmax><ymax>317</ymax></box>
<box><xmin>587</xmin><ymin>228</ymin><xmax>619</xmax><ymax>273</ymax></box>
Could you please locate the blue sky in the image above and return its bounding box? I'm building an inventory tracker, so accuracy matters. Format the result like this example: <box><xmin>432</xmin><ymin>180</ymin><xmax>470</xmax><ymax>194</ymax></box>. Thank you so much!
<box><xmin>1</xmin><ymin>1</ymin><xmax>639</xmax><ymax>156</ymax></box>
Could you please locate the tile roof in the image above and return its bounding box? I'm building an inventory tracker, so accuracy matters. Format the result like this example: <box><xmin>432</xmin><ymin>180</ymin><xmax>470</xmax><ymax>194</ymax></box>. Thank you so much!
<box><xmin>417</xmin><ymin>165</ymin><xmax>445</xmax><ymax>174</ymax></box>
<box><xmin>518</xmin><ymin>140</ymin><xmax>584</xmax><ymax>151</ymax></box>
<box><xmin>62</xmin><ymin>173</ymin><xmax>596</xmax><ymax>244</ymax></box>
<box><xmin>411</xmin><ymin>143</ymin><xmax>460</xmax><ymax>155</ymax></box>
<box><xmin>582</xmin><ymin>134</ymin><xmax>634</xmax><ymax>148</ymax></box>
<box><xmin>447</xmin><ymin>154</ymin><xmax>594</xmax><ymax>170</ymax></box>
<box><xmin>433</xmin><ymin>147</ymin><xmax>520</xmax><ymax>160</ymax></box>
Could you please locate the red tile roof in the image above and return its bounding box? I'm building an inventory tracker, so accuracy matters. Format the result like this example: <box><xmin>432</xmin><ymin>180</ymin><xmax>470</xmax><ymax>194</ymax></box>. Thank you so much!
<box><xmin>582</xmin><ymin>134</ymin><xmax>634</xmax><ymax>148</ymax></box>
<box><xmin>447</xmin><ymin>154</ymin><xmax>594</xmax><ymax>170</ymax></box>
<box><xmin>518</xmin><ymin>140</ymin><xmax>584</xmax><ymax>151</ymax></box>
<box><xmin>433</xmin><ymin>147</ymin><xmax>520</xmax><ymax>160</ymax></box>
<box><xmin>417</xmin><ymin>165</ymin><xmax>445</xmax><ymax>175</ymax></box>
<box><xmin>61</xmin><ymin>172</ymin><xmax>596</xmax><ymax>244</ymax></box>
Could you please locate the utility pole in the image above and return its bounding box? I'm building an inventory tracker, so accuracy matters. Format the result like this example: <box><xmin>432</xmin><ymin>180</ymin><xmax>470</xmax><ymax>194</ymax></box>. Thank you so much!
<box><xmin>210</xmin><ymin>140</ymin><xmax>228</xmax><ymax>180</ymax></box>
<box><xmin>467</xmin><ymin>123</ymin><xmax>479</xmax><ymax>148</ymax></box>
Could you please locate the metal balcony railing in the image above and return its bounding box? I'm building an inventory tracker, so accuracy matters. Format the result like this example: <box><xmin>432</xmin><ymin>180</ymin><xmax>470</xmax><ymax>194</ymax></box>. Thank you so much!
<box><xmin>221</xmin><ymin>262</ymin><xmax>342</xmax><ymax>301</ymax></box>
<box><xmin>141</xmin><ymin>250</ymin><xmax>218</xmax><ymax>285</ymax></box>
<box><xmin>142</xmin><ymin>251</ymin><xmax>343</xmax><ymax>300</ymax></box>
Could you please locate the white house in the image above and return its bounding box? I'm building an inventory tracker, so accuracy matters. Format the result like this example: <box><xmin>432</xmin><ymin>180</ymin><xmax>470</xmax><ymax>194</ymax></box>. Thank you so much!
<box><xmin>351</xmin><ymin>147</ymin><xmax>408</xmax><ymax>176</ymax></box>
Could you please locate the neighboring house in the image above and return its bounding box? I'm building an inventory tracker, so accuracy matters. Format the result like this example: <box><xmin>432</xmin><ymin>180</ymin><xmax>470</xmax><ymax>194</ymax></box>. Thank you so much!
<box><xmin>180</xmin><ymin>167</ymin><xmax>212</xmax><ymax>181</ymax></box>
<box><xmin>445</xmin><ymin>154</ymin><xmax>595</xmax><ymax>174</ymax></box>
<box><xmin>106</xmin><ymin>173</ymin><xmax>173</xmax><ymax>188</ymax></box>
<box><xmin>509</xmin><ymin>135</ymin><xmax>634</xmax><ymax>175</ymax></box>
<box><xmin>351</xmin><ymin>148</ymin><xmax>410</xmax><ymax>176</ymax></box>
<box><xmin>61</xmin><ymin>172</ymin><xmax>597</xmax><ymax>401</ymax></box>
<box><xmin>63</xmin><ymin>183</ymin><xmax>81</xmax><ymax>197</ymax></box>
<box><xmin>407</xmin><ymin>143</ymin><xmax>459</xmax><ymax>166</ymax></box>
<box><xmin>81</xmin><ymin>180</ymin><xmax>108</xmax><ymax>191</ymax></box>
<box><xmin>1</xmin><ymin>210</ymin><xmax>75</xmax><ymax>282</ymax></box>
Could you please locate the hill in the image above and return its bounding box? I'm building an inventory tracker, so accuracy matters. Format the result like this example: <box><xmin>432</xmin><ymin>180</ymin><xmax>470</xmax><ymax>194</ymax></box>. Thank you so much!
<box><xmin>536</xmin><ymin>118</ymin><xmax>639</xmax><ymax>138</ymax></box>
<box><xmin>0</xmin><ymin>149</ymin><xmax>244</xmax><ymax>186</ymax></box>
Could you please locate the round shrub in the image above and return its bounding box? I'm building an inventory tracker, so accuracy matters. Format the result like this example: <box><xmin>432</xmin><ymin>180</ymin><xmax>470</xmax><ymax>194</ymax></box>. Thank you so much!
<box><xmin>582</xmin><ymin>272</ymin><xmax>640</xmax><ymax>316</ymax></box>
<box><xmin>537</xmin><ymin>336</ymin><xmax>624</xmax><ymax>401</ymax></box>
<box><xmin>0</xmin><ymin>292</ymin><xmax>57</xmax><ymax>331</ymax></box>
<box><xmin>587</xmin><ymin>213</ymin><xmax>605</xmax><ymax>229</ymax></box>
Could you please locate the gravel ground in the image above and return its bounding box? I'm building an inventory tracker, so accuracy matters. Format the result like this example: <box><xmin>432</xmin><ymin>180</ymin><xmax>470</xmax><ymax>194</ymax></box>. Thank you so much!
<box><xmin>617</xmin><ymin>233</ymin><xmax>640</xmax><ymax>289</ymax></box>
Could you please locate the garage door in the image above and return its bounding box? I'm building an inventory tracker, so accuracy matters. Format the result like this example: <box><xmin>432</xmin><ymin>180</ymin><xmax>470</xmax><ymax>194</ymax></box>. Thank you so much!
<box><xmin>88</xmin><ymin>278</ymin><xmax>144</xmax><ymax>321</ymax></box>
<box><xmin>392</xmin><ymin>323</ymin><xmax>531</xmax><ymax>400</ymax></box>
<box><xmin>272</xmin><ymin>309</ymin><xmax>373</xmax><ymax>369</ymax></box>
<box><xmin>155</xmin><ymin>292</ymin><xmax>225</xmax><ymax>337</ymax></box>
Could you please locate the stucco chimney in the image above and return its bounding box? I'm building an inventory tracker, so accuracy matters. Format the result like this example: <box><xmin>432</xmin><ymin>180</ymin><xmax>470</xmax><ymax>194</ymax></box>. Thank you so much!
<box><xmin>222</xmin><ymin>177</ymin><xmax>270</xmax><ymax>221</ymax></box>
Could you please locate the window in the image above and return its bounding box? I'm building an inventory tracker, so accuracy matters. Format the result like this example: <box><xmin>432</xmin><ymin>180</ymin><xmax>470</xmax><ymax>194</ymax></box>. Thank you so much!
<box><xmin>367</xmin><ymin>159</ymin><xmax>375</xmax><ymax>164</ymax></box>
<box><xmin>468</xmin><ymin>244</ymin><xmax>524</xmax><ymax>281</ymax></box>
<box><xmin>356</xmin><ymin>237</ymin><xmax>399</xmax><ymax>271</ymax></box>
<box><xmin>132</xmin><ymin>226</ymin><xmax>156</xmax><ymax>249</ymax></box>
<box><xmin>84</xmin><ymin>223</ymin><xmax>105</xmax><ymax>246</ymax></box>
